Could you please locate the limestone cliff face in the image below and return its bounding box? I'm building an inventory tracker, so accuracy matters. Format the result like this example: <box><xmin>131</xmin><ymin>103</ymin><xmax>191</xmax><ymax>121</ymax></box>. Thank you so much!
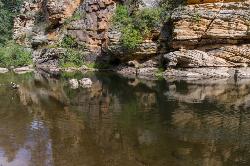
<box><xmin>171</xmin><ymin>1</ymin><xmax>250</xmax><ymax>49</ymax></box>
<box><xmin>187</xmin><ymin>0</ymin><xmax>242</xmax><ymax>4</ymax></box>
<box><xmin>163</xmin><ymin>0</ymin><xmax>250</xmax><ymax>79</ymax></box>
<box><xmin>67</xmin><ymin>0</ymin><xmax>116</xmax><ymax>61</ymax></box>
<box><xmin>13</xmin><ymin>0</ymin><xmax>250</xmax><ymax>79</ymax></box>
<box><xmin>13</xmin><ymin>0</ymin><xmax>162</xmax><ymax>67</ymax></box>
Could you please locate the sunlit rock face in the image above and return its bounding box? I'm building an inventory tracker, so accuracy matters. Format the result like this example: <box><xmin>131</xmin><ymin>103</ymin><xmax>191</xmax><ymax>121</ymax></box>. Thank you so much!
<box><xmin>171</xmin><ymin>1</ymin><xmax>250</xmax><ymax>49</ymax></box>
<box><xmin>67</xmin><ymin>0</ymin><xmax>117</xmax><ymax>61</ymax></box>
<box><xmin>13</xmin><ymin>0</ymin><xmax>166</xmax><ymax>67</ymax></box>
<box><xmin>187</xmin><ymin>0</ymin><xmax>242</xmax><ymax>4</ymax></box>
<box><xmin>13</xmin><ymin>0</ymin><xmax>44</xmax><ymax>46</ymax></box>
<box><xmin>164</xmin><ymin>0</ymin><xmax>250</xmax><ymax>77</ymax></box>
<box><xmin>13</xmin><ymin>0</ymin><xmax>81</xmax><ymax>47</ymax></box>
<box><xmin>47</xmin><ymin>0</ymin><xmax>81</xmax><ymax>24</ymax></box>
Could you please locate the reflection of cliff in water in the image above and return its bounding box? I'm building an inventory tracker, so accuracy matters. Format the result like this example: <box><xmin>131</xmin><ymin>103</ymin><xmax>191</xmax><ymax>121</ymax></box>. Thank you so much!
<box><xmin>1</xmin><ymin>72</ymin><xmax>250</xmax><ymax>165</ymax></box>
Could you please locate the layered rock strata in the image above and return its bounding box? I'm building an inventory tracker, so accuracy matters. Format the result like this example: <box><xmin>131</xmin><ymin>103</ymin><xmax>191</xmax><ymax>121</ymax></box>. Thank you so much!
<box><xmin>164</xmin><ymin>0</ymin><xmax>250</xmax><ymax>79</ymax></box>
<box><xmin>13</xmin><ymin>0</ymin><xmax>250</xmax><ymax>80</ymax></box>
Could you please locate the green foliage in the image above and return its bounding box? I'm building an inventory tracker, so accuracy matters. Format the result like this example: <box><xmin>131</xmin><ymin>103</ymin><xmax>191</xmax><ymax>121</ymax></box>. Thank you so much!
<box><xmin>112</xmin><ymin>5</ymin><xmax>132</xmax><ymax>26</ymax></box>
<box><xmin>159</xmin><ymin>0</ymin><xmax>186</xmax><ymax>20</ymax></box>
<box><xmin>192</xmin><ymin>13</ymin><xmax>201</xmax><ymax>22</ymax></box>
<box><xmin>155</xmin><ymin>68</ymin><xmax>165</xmax><ymax>79</ymax></box>
<box><xmin>112</xmin><ymin>5</ymin><xmax>161</xmax><ymax>50</ymax></box>
<box><xmin>60</xmin><ymin>35</ymin><xmax>79</xmax><ymax>48</ymax></box>
<box><xmin>0</xmin><ymin>41</ymin><xmax>32</xmax><ymax>67</ymax></box>
<box><xmin>133</xmin><ymin>8</ymin><xmax>162</xmax><ymax>35</ymax></box>
<box><xmin>0</xmin><ymin>0</ymin><xmax>24</xmax><ymax>45</ymax></box>
<box><xmin>160</xmin><ymin>0</ymin><xmax>180</xmax><ymax>10</ymax></box>
<box><xmin>121</xmin><ymin>26</ymin><xmax>142</xmax><ymax>50</ymax></box>
<box><xmin>85</xmin><ymin>62</ymin><xmax>111</xmax><ymax>69</ymax></box>
<box><xmin>72</xmin><ymin>10</ymin><xmax>86</xmax><ymax>21</ymax></box>
<box><xmin>59</xmin><ymin>49</ymin><xmax>84</xmax><ymax>68</ymax></box>
<box><xmin>59</xmin><ymin>35</ymin><xmax>84</xmax><ymax>68</ymax></box>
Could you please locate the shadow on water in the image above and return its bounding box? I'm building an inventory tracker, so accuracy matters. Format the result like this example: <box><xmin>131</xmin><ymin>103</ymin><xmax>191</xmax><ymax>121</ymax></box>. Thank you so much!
<box><xmin>1</xmin><ymin>71</ymin><xmax>250</xmax><ymax>165</ymax></box>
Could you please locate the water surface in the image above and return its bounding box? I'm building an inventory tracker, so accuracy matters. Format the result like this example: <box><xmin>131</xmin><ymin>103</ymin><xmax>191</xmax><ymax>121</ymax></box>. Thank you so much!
<box><xmin>0</xmin><ymin>72</ymin><xmax>250</xmax><ymax>166</ymax></box>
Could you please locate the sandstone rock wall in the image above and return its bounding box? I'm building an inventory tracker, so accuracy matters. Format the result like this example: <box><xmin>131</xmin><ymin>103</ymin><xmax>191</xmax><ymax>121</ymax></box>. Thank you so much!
<box><xmin>13</xmin><ymin>0</ymin><xmax>250</xmax><ymax>79</ymax></box>
<box><xmin>67</xmin><ymin>0</ymin><xmax>116</xmax><ymax>61</ymax></box>
<box><xmin>13</xmin><ymin>0</ymin><xmax>82</xmax><ymax>47</ymax></box>
<box><xmin>13</xmin><ymin>0</ymin><xmax>165</xmax><ymax>67</ymax></box>
<box><xmin>187</xmin><ymin>0</ymin><xmax>242</xmax><ymax>4</ymax></box>
<box><xmin>13</xmin><ymin>0</ymin><xmax>44</xmax><ymax>46</ymax></box>
<box><xmin>171</xmin><ymin>1</ymin><xmax>250</xmax><ymax>49</ymax></box>
<box><xmin>163</xmin><ymin>0</ymin><xmax>250</xmax><ymax>79</ymax></box>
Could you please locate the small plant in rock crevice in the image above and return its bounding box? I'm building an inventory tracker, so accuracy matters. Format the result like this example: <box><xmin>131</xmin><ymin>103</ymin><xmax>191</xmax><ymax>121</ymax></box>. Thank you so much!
<box><xmin>192</xmin><ymin>12</ymin><xmax>202</xmax><ymax>23</ymax></box>
<box><xmin>155</xmin><ymin>67</ymin><xmax>165</xmax><ymax>79</ymax></box>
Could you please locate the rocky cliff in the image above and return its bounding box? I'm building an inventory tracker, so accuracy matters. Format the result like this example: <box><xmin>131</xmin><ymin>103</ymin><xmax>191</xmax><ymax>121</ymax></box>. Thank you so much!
<box><xmin>13</xmin><ymin>0</ymin><xmax>165</xmax><ymax>68</ymax></box>
<box><xmin>13</xmin><ymin>0</ymin><xmax>250</xmax><ymax>79</ymax></box>
<box><xmin>164</xmin><ymin>0</ymin><xmax>250</xmax><ymax>79</ymax></box>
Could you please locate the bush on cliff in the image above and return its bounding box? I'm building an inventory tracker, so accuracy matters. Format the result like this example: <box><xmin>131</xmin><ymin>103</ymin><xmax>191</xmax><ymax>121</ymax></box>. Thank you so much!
<box><xmin>0</xmin><ymin>0</ymin><xmax>24</xmax><ymax>45</ymax></box>
<box><xmin>59</xmin><ymin>35</ymin><xmax>84</xmax><ymax>67</ymax></box>
<box><xmin>0</xmin><ymin>41</ymin><xmax>32</xmax><ymax>67</ymax></box>
<box><xmin>112</xmin><ymin>5</ymin><xmax>161</xmax><ymax>50</ymax></box>
<box><xmin>59</xmin><ymin>49</ymin><xmax>84</xmax><ymax>68</ymax></box>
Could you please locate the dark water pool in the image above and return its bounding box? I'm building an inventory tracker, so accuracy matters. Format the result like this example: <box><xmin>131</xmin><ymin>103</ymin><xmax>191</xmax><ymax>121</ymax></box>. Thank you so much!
<box><xmin>0</xmin><ymin>71</ymin><xmax>250</xmax><ymax>166</ymax></box>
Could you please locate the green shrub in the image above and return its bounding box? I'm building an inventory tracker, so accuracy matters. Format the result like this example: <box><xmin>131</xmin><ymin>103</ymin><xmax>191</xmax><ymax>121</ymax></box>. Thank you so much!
<box><xmin>192</xmin><ymin>13</ymin><xmax>201</xmax><ymax>23</ymax></box>
<box><xmin>0</xmin><ymin>41</ymin><xmax>32</xmax><ymax>67</ymax></box>
<box><xmin>112</xmin><ymin>4</ymin><xmax>161</xmax><ymax>50</ymax></box>
<box><xmin>59</xmin><ymin>49</ymin><xmax>84</xmax><ymax>68</ymax></box>
<box><xmin>121</xmin><ymin>26</ymin><xmax>142</xmax><ymax>50</ymax></box>
<box><xmin>58</xmin><ymin>35</ymin><xmax>85</xmax><ymax>68</ymax></box>
<box><xmin>133</xmin><ymin>8</ymin><xmax>162</xmax><ymax>35</ymax></box>
<box><xmin>71</xmin><ymin>10</ymin><xmax>85</xmax><ymax>21</ymax></box>
<box><xmin>112</xmin><ymin>5</ymin><xmax>132</xmax><ymax>26</ymax></box>
<box><xmin>155</xmin><ymin>68</ymin><xmax>165</xmax><ymax>79</ymax></box>
<box><xmin>60</xmin><ymin>35</ymin><xmax>79</xmax><ymax>48</ymax></box>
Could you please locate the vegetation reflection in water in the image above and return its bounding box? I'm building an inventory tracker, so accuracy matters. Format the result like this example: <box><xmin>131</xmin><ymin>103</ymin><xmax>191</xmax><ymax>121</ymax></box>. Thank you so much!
<box><xmin>0</xmin><ymin>72</ymin><xmax>250</xmax><ymax>166</ymax></box>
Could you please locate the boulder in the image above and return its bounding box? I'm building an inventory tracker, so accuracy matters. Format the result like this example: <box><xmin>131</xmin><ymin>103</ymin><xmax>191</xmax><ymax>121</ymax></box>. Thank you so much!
<box><xmin>79</xmin><ymin>78</ymin><xmax>93</xmax><ymax>88</ymax></box>
<box><xmin>33</xmin><ymin>48</ymin><xmax>65</xmax><ymax>67</ymax></box>
<box><xmin>13</xmin><ymin>66</ymin><xmax>34</xmax><ymax>74</ymax></box>
<box><xmin>163</xmin><ymin>49</ymin><xmax>234</xmax><ymax>68</ymax></box>
<box><xmin>0</xmin><ymin>68</ymin><xmax>9</xmax><ymax>74</ymax></box>
<box><xmin>69</xmin><ymin>79</ymin><xmax>79</xmax><ymax>89</ymax></box>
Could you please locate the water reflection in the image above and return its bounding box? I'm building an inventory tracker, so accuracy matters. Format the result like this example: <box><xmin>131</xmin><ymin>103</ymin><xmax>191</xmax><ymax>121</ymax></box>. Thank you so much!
<box><xmin>0</xmin><ymin>72</ymin><xmax>250</xmax><ymax>165</ymax></box>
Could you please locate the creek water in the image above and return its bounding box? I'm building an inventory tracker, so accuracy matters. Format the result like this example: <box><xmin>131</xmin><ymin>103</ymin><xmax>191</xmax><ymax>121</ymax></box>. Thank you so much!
<box><xmin>0</xmin><ymin>71</ymin><xmax>250</xmax><ymax>166</ymax></box>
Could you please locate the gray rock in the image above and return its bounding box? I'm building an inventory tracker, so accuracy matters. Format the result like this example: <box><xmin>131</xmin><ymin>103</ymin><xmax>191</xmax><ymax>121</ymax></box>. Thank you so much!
<box><xmin>113</xmin><ymin>65</ymin><xmax>137</xmax><ymax>77</ymax></box>
<box><xmin>13</xmin><ymin>66</ymin><xmax>34</xmax><ymax>74</ymax></box>
<box><xmin>163</xmin><ymin>49</ymin><xmax>234</xmax><ymax>68</ymax></box>
<box><xmin>31</xmin><ymin>35</ymin><xmax>48</xmax><ymax>48</ymax></box>
<box><xmin>164</xmin><ymin>67</ymin><xmax>250</xmax><ymax>79</ymax></box>
<box><xmin>69</xmin><ymin>79</ymin><xmax>79</xmax><ymax>89</ymax></box>
<box><xmin>0</xmin><ymin>68</ymin><xmax>9</xmax><ymax>74</ymax></box>
<box><xmin>33</xmin><ymin>48</ymin><xmax>65</xmax><ymax>67</ymax></box>
<box><xmin>79</xmin><ymin>78</ymin><xmax>93</xmax><ymax>88</ymax></box>
<box><xmin>137</xmin><ymin>67</ymin><xmax>158</xmax><ymax>80</ymax></box>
